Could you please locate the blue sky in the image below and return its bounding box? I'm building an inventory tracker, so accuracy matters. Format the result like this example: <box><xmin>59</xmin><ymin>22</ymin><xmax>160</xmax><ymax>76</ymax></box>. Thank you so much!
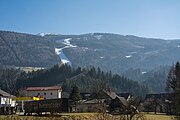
<box><xmin>0</xmin><ymin>0</ymin><xmax>180</xmax><ymax>39</ymax></box>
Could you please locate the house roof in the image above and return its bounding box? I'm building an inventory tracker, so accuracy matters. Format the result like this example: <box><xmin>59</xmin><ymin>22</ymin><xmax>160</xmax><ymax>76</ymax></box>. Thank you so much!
<box><xmin>0</xmin><ymin>89</ymin><xmax>14</xmax><ymax>97</ymax></box>
<box><xmin>27</xmin><ymin>86</ymin><xmax>62</xmax><ymax>91</ymax></box>
<box><xmin>115</xmin><ymin>96</ymin><xmax>128</xmax><ymax>107</ymax></box>
<box><xmin>117</xmin><ymin>93</ymin><xmax>131</xmax><ymax>99</ymax></box>
<box><xmin>102</xmin><ymin>89</ymin><xmax>117</xmax><ymax>99</ymax></box>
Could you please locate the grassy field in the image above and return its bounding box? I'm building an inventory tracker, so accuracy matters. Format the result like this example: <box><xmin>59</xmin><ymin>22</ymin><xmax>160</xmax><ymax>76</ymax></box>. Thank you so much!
<box><xmin>144</xmin><ymin>113</ymin><xmax>177</xmax><ymax>120</ymax></box>
<box><xmin>0</xmin><ymin>113</ymin><xmax>178</xmax><ymax>120</ymax></box>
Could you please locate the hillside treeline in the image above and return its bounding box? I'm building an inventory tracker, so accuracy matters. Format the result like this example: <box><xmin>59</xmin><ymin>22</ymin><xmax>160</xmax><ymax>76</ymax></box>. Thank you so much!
<box><xmin>0</xmin><ymin>64</ymin><xmax>150</xmax><ymax>96</ymax></box>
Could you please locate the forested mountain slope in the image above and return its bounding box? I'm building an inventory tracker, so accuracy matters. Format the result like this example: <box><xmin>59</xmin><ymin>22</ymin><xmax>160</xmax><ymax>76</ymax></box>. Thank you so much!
<box><xmin>1</xmin><ymin>30</ymin><xmax>180</xmax><ymax>74</ymax></box>
<box><xmin>0</xmin><ymin>31</ymin><xmax>60</xmax><ymax>67</ymax></box>
<box><xmin>1</xmin><ymin>30</ymin><xmax>179</xmax><ymax>93</ymax></box>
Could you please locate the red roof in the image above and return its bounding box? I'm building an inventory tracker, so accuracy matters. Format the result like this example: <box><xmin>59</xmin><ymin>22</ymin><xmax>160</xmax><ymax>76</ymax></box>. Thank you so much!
<box><xmin>27</xmin><ymin>86</ymin><xmax>61</xmax><ymax>91</ymax></box>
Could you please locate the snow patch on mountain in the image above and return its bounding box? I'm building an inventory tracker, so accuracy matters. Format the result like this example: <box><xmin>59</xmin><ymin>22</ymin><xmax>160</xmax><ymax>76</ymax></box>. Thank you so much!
<box><xmin>141</xmin><ymin>71</ymin><xmax>147</xmax><ymax>74</ymax></box>
<box><xmin>63</xmin><ymin>38</ymin><xmax>71</xmax><ymax>45</ymax></box>
<box><xmin>38</xmin><ymin>33</ymin><xmax>60</xmax><ymax>37</ymax></box>
<box><xmin>61</xmin><ymin>59</ymin><xmax>71</xmax><ymax>65</ymax></box>
<box><xmin>125</xmin><ymin>55</ymin><xmax>132</xmax><ymax>58</ymax></box>
<box><xmin>62</xmin><ymin>38</ymin><xmax>77</xmax><ymax>48</ymax></box>
<box><xmin>55</xmin><ymin>48</ymin><xmax>62</xmax><ymax>55</ymax></box>
<box><xmin>55</xmin><ymin>38</ymin><xmax>77</xmax><ymax>66</ymax></box>
<box><xmin>94</xmin><ymin>35</ymin><xmax>103</xmax><ymax>40</ymax></box>
<box><xmin>55</xmin><ymin>48</ymin><xmax>72</xmax><ymax>66</ymax></box>
<box><xmin>177</xmin><ymin>45</ymin><xmax>180</xmax><ymax>48</ymax></box>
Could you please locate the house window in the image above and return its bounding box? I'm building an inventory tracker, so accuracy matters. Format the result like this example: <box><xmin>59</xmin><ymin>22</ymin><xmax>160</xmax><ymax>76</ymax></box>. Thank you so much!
<box><xmin>37</xmin><ymin>93</ymin><xmax>40</xmax><ymax>95</ymax></box>
<box><xmin>44</xmin><ymin>93</ymin><xmax>46</xmax><ymax>95</ymax></box>
<box><xmin>50</xmin><ymin>92</ymin><xmax>53</xmax><ymax>95</ymax></box>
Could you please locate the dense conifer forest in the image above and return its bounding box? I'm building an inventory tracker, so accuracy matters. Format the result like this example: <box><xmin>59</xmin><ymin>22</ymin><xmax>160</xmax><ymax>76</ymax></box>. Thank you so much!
<box><xmin>0</xmin><ymin>64</ymin><xmax>150</xmax><ymax>96</ymax></box>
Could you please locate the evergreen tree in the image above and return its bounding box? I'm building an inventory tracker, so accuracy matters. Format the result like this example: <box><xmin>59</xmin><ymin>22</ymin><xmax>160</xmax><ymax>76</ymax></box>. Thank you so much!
<box><xmin>166</xmin><ymin>62</ymin><xmax>180</xmax><ymax>115</ymax></box>
<box><xmin>69</xmin><ymin>85</ymin><xmax>82</xmax><ymax>101</ymax></box>
<box><xmin>69</xmin><ymin>85</ymin><xmax>82</xmax><ymax>112</ymax></box>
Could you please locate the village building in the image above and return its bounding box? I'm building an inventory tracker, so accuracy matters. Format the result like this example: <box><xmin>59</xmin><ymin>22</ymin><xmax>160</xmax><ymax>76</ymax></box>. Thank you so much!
<box><xmin>80</xmin><ymin>92</ymin><xmax>91</xmax><ymax>100</ymax></box>
<box><xmin>0</xmin><ymin>89</ymin><xmax>16</xmax><ymax>114</ymax></box>
<box><xmin>90</xmin><ymin>89</ymin><xmax>129</xmax><ymax>113</ymax></box>
<box><xmin>76</xmin><ymin>99</ymin><xmax>106</xmax><ymax>112</ymax></box>
<box><xmin>109</xmin><ymin>96</ymin><xmax>128</xmax><ymax>113</ymax></box>
<box><xmin>26</xmin><ymin>86</ymin><xmax>62</xmax><ymax>99</ymax></box>
<box><xmin>96</xmin><ymin>89</ymin><xmax>117</xmax><ymax>105</ymax></box>
<box><xmin>117</xmin><ymin>93</ymin><xmax>132</xmax><ymax>101</ymax></box>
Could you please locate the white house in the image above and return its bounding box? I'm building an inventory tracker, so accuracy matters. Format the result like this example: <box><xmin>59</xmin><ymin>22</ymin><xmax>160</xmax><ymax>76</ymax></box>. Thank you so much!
<box><xmin>26</xmin><ymin>86</ymin><xmax>62</xmax><ymax>99</ymax></box>
<box><xmin>0</xmin><ymin>89</ymin><xmax>15</xmax><ymax>106</ymax></box>
<box><xmin>0</xmin><ymin>89</ymin><xmax>16</xmax><ymax>114</ymax></box>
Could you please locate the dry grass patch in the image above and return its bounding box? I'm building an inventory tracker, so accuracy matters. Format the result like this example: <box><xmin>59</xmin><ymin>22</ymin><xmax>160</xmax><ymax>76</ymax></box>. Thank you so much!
<box><xmin>0</xmin><ymin>113</ymin><xmax>179</xmax><ymax>120</ymax></box>
<box><xmin>144</xmin><ymin>113</ymin><xmax>177</xmax><ymax>120</ymax></box>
